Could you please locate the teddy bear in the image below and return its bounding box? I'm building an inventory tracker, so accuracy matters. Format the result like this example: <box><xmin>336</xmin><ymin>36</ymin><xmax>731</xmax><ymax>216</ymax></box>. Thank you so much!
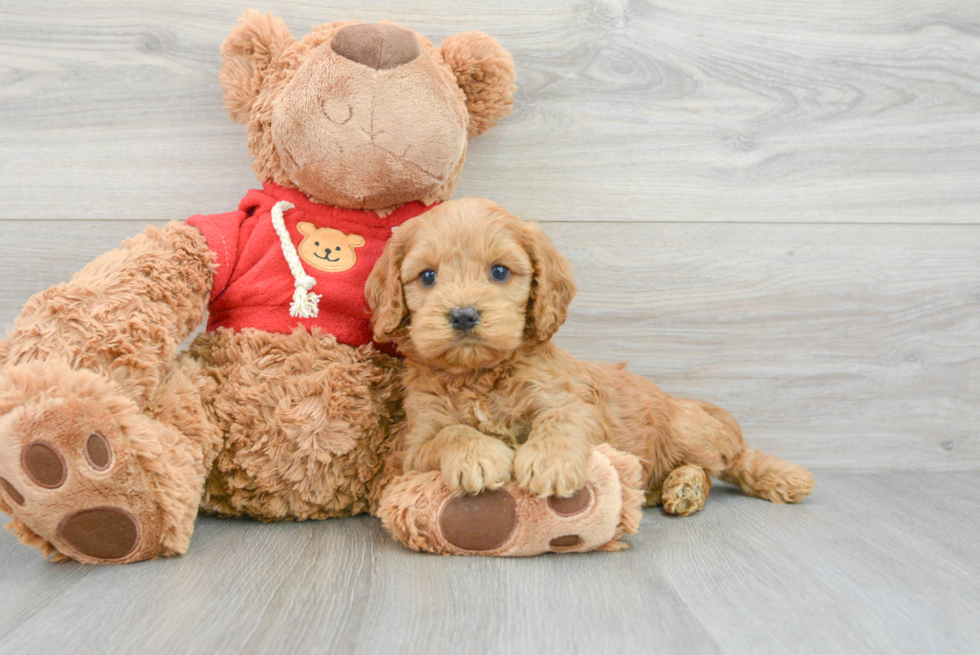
<box><xmin>0</xmin><ymin>12</ymin><xmax>644</xmax><ymax>563</ymax></box>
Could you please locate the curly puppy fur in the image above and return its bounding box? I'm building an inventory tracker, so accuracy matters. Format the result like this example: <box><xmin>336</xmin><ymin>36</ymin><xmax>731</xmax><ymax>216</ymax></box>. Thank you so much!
<box><xmin>366</xmin><ymin>198</ymin><xmax>815</xmax><ymax>509</ymax></box>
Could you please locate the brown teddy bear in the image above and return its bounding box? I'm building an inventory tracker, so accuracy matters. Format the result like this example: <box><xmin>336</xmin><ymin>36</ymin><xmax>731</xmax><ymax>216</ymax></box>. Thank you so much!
<box><xmin>0</xmin><ymin>12</ymin><xmax>642</xmax><ymax>563</ymax></box>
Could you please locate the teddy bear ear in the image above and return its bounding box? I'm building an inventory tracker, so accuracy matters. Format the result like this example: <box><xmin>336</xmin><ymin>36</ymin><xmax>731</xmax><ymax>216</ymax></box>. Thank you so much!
<box><xmin>297</xmin><ymin>222</ymin><xmax>316</xmax><ymax>235</ymax></box>
<box><xmin>219</xmin><ymin>10</ymin><xmax>296</xmax><ymax>124</ymax></box>
<box><xmin>441</xmin><ymin>31</ymin><xmax>517</xmax><ymax>136</ymax></box>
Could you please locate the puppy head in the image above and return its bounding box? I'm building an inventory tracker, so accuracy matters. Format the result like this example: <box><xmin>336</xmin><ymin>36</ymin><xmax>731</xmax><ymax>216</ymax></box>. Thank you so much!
<box><xmin>366</xmin><ymin>198</ymin><xmax>576</xmax><ymax>371</ymax></box>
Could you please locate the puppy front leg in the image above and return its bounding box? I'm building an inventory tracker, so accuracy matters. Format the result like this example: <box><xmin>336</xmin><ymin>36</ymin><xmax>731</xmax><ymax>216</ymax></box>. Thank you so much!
<box><xmin>406</xmin><ymin>426</ymin><xmax>514</xmax><ymax>494</ymax></box>
<box><xmin>514</xmin><ymin>405</ymin><xmax>596</xmax><ymax>498</ymax></box>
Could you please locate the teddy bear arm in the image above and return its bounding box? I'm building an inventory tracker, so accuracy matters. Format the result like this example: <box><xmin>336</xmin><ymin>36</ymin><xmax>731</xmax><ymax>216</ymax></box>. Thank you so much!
<box><xmin>2</xmin><ymin>221</ymin><xmax>213</xmax><ymax>406</ymax></box>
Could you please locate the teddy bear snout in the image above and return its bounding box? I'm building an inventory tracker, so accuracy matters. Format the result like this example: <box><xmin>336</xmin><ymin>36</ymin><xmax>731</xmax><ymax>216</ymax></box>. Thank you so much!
<box><xmin>331</xmin><ymin>23</ymin><xmax>421</xmax><ymax>71</ymax></box>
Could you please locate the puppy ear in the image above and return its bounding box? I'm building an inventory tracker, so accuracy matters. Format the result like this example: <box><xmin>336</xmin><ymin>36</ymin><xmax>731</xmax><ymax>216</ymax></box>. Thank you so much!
<box><xmin>441</xmin><ymin>31</ymin><xmax>516</xmax><ymax>136</ymax></box>
<box><xmin>219</xmin><ymin>10</ymin><xmax>295</xmax><ymax>124</ymax></box>
<box><xmin>522</xmin><ymin>223</ymin><xmax>576</xmax><ymax>342</ymax></box>
<box><xmin>366</xmin><ymin>227</ymin><xmax>411</xmax><ymax>343</ymax></box>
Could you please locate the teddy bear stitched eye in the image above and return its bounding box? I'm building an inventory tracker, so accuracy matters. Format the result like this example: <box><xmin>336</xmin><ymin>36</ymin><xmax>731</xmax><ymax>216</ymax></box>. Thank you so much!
<box><xmin>315</xmin><ymin>241</ymin><xmax>320</xmax><ymax>246</ymax></box>
<box><xmin>420</xmin><ymin>269</ymin><xmax>437</xmax><ymax>287</ymax></box>
<box><xmin>336</xmin><ymin>247</ymin><xmax>342</xmax><ymax>252</ymax></box>
<box><xmin>490</xmin><ymin>265</ymin><xmax>510</xmax><ymax>282</ymax></box>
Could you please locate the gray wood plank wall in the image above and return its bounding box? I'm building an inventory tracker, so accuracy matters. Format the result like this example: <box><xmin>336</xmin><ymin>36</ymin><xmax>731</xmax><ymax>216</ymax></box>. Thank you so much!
<box><xmin>1</xmin><ymin>0</ymin><xmax>978</xmax><ymax>472</ymax></box>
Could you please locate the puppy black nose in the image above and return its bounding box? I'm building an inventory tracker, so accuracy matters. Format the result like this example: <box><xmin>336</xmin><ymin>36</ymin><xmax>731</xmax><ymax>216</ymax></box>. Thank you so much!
<box><xmin>449</xmin><ymin>306</ymin><xmax>481</xmax><ymax>332</ymax></box>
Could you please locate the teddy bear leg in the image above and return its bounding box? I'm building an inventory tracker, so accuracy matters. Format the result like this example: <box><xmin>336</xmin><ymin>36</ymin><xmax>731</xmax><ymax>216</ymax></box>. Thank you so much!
<box><xmin>0</xmin><ymin>358</ymin><xmax>221</xmax><ymax>564</ymax></box>
<box><xmin>660</xmin><ymin>465</ymin><xmax>712</xmax><ymax>517</ymax></box>
<box><xmin>376</xmin><ymin>443</ymin><xmax>645</xmax><ymax>556</ymax></box>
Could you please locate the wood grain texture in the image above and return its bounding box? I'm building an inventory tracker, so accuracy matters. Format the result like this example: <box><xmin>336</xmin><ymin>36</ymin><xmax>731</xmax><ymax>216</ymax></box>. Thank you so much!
<box><xmin>2</xmin><ymin>220</ymin><xmax>977</xmax><ymax>471</ymax></box>
<box><xmin>0</xmin><ymin>472</ymin><xmax>976</xmax><ymax>654</ymax></box>
<box><xmin>1</xmin><ymin>0</ymin><xmax>979</xmax><ymax>221</ymax></box>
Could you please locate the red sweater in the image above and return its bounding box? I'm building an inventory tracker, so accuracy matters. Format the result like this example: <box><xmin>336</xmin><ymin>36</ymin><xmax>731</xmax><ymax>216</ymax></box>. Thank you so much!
<box><xmin>186</xmin><ymin>182</ymin><xmax>432</xmax><ymax>347</ymax></box>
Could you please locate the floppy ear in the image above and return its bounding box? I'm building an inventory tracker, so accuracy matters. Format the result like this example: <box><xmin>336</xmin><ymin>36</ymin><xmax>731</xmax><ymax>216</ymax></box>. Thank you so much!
<box><xmin>365</xmin><ymin>228</ymin><xmax>411</xmax><ymax>343</ymax></box>
<box><xmin>521</xmin><ymin>223</ymin><xmax>577</xmax><ymax>342</ymax></box>
<box><xmin>219</xmin><ymin>10</ymin><xmax>295</xmax><ymax>124</ymax></box>
<box><xmin>297</xmin><ymin>222</ymin><xmax>316</xmax><ymax>236</ymax></box>
<box><xmin>441</xmin><ymin>31</ymin><xmax>516</xmax><ymax>136</ymax></box>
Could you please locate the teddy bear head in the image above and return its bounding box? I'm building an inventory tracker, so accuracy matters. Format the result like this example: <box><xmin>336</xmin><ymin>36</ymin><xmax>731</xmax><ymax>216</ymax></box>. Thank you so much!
<box><xmin>219</xmin><ymin>11</ymin><xmax>516</xmax><ymax>212</ymax></box>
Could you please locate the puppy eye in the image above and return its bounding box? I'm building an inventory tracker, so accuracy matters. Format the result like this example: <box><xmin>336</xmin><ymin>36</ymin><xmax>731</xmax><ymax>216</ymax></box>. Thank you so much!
<box><xmin>419</xmin><ymin>269</ymin><xmax>437</xmax><ymax>287</ymax></box>
<box><xmin>490</xmin><ymin>264</ymin><xmax>511</xmax><ymax>282</ymax></box>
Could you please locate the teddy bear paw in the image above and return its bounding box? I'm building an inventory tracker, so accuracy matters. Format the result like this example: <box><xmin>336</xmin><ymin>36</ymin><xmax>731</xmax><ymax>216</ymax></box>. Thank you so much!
<box><xmin>0</xmin><ymin>389</ymin><xmax>164</xmax><ymax>563</ymax></box>
<box><xmin>379</xmin><ymin>445</ymin><xmax>644</xmax><ymax>556</ymax></box>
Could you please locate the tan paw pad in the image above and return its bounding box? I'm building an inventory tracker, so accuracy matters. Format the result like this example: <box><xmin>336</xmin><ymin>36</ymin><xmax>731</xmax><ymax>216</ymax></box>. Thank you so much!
<box><xmin>84</xmin><ymin>433</ymin><xmax>112</xmax><ymax>471</ymax></box>
<box><xmin>549</xmin><ymin>534</ymin><xmax>583</xmax><ymax>551</ymax></box>
<box><xmin>57</xmin><ymin>507</ymin><xmax>140</xmax><ymax>560</ymax></box>
<box><xmin>439</xmin><ymin>489</ymin><xmax>518</xmax><ymax>551</ymax></box>
<box><xmin>0</xmin><ymin>477</ymin><xmax>25</xmax><ymax>506</ymax></box>
<box><xmin>22</xmin><ymin>443</ymin><xmax>67</xmax><ymax>489</ymax></box>
<box><xmin>548</xmin><ymin>486</ymin><xmax>593</xmax><ymax>517</ymax></box>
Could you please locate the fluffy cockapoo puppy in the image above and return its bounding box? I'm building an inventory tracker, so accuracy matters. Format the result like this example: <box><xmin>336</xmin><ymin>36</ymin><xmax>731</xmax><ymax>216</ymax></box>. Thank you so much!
<box><xmin>367</xmin><ymin>198</ymin><xmax>815</xmax><ymax>517</ymax></box>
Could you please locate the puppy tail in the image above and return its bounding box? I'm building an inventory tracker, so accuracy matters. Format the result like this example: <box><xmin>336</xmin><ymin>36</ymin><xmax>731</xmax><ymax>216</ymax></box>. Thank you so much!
<box><xmin>719</xmin><ymin>448</ymin><xmax>814</xmax><ymax>504</ymax></box>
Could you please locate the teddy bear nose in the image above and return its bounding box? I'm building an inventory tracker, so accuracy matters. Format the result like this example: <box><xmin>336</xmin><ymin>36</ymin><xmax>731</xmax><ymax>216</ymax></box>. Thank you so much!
<box><xmin>331</xmin><ymin>23</ymin><xmax>421</xmax><ymax>70</ymax></box>
<box><xmin>449</xmin><ymin>307</ymin><xmax>481</xmax><ymax>333</ymax></box>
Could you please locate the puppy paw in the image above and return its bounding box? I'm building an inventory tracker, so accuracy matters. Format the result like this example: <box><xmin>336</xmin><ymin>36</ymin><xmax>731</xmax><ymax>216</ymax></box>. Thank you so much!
<box><xmin>514</xmin><ymin>440</ymin><xmax>588</xmax><ymax>498</ymax></box>
<box><xmin>440</xmin><ymin>433</ymin><xmax>514</xmax><ymax>494</ymax></box>
<box><xmin>661</xmin><ymin>465</ymin><xmax>710</xmax><ymax>517</ymax></box>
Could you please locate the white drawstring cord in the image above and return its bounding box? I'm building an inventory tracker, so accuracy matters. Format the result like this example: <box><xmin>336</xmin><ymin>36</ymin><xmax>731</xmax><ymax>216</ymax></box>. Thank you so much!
<box><xmin>270</xmin><ymin>200</ymin><xmax>321</xmax><ymax>319</ymax></box>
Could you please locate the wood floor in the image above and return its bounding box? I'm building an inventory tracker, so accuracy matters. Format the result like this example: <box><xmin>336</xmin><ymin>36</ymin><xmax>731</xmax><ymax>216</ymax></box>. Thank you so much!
<box><xmin>1</xmin><ymin>0</ymin><xmax>979</xmax><ymax>653</ymax></box>
<box><xmin>0</xmin><ymin>472</ymin><xmax>975</xmax><ymax>654</ymax></box>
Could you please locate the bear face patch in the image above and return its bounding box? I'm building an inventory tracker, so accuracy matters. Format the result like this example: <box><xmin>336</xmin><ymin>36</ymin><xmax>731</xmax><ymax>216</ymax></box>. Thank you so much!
<box><xmin>296</xmin><ymin>222</ymin><xmax>366</xmax><ymax>272</ymax></box>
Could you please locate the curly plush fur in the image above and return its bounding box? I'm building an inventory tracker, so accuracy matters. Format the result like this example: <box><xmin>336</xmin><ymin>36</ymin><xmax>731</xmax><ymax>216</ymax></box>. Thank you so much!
<box><xmin>366</xmin><ymin>198</ymin><xmax>816</xmax><ymax>510</ymax></box>
<box><xmin>189</xmin><ymin>327</ymin><xmax>405</xmax><ymax>520</ymax></box>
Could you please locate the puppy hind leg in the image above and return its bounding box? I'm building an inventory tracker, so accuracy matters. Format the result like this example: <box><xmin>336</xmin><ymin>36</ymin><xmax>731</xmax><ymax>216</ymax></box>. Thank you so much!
<box><xmin>665</xmin><ymin>398</ymin><xmax>745</xmax><ymax>480</ymax></box>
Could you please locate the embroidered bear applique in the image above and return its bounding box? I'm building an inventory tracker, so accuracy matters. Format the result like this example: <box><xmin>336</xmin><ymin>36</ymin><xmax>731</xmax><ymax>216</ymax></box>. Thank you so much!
<box><xmin>296</xmin><ymin>222</ymin><xmax>366</xmax><ymax>272</ymax></box>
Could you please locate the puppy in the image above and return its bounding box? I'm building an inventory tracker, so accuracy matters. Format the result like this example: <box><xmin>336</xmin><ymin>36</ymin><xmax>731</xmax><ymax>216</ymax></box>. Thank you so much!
<box><xmin>366</xmin><ymin>198</ymin><xmax>813</xmax><ymax>515</ymax></box>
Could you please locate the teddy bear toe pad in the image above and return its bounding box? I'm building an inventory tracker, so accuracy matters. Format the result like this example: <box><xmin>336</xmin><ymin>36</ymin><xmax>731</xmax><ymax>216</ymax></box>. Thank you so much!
<box><xmin>0</xmin><ymin>402</ymin><xmax>162</xmax><ymax>563</ymax></box>
<box><xmin>57</xmin><ymin>507</ymin><xmax>140</xmax><ymax>560</ymax></box>
<box><xmin>439</xmin><ymin>489</ymin><xmax>517</xmax><ymax>551</ymax></box>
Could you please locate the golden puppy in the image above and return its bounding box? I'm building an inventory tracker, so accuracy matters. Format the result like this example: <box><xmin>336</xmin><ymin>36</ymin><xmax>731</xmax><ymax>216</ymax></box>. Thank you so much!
<box><xmin>366</xmin><ymin>198</ymin><xmax>813</xmax><ymax>515</ymax></box>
